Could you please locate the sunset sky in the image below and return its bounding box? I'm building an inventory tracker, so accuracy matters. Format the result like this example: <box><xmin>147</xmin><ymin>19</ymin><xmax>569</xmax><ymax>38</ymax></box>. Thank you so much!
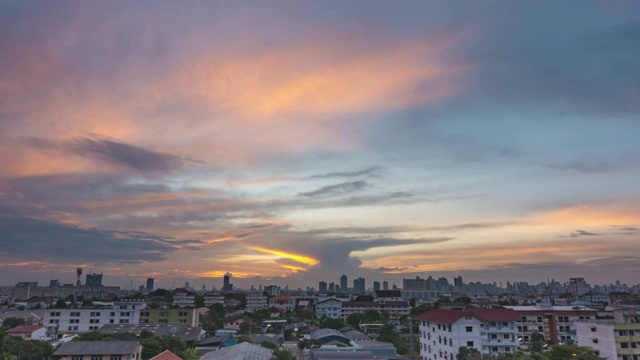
<box><xmin>1</xmin><ymin>1</ymin><xmax>639</xmax><ymax>290</ymax></box>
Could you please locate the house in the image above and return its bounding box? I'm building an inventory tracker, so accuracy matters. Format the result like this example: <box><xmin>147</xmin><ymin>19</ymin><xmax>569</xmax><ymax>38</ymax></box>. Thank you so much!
<box><xmin>200</xmin><ymin>341</ymin><xmax>273</xmax><ymax>360</ymax></box>
<box><xmin>4</xmin><ymin>325</ymin><xmax>47</xmax><ymax>340</ymax></box>
<box><xmin>149</xmin><ymin>350</ymin><xmax>183</xmax><ymax>360</ymax></box>
<box><xmin>224</xmin><ymin>315</ymin><xmax>252</xmax><ymax>330</ymax></box>
<box><xmin>52</xmin><ymin>340</ymin><xmax>142</xmax><ymax>360</ymax></box>
<box><xmin>416</xmin><ymin>307</ymin><xmax>521</xmax><ymax>360</ymax></box>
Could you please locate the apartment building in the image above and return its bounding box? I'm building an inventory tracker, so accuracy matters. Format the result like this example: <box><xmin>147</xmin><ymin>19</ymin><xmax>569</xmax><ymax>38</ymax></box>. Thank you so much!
<box><xmin>139</xmin><ymin>308</ymin><xmax>197</xmax><ymax>326</ymax></box>
<box><xmin>576</xmin><ymin>305</ymin><xmax>640</xmax><ymax>360</ymax></box>
<box><xmin>505</xmin><ymin>305</ymin><xmax>597</xmax><ymax>344</ymax></box>
<box><xmin>269</xmin><ymin>295</ymin><xmax>296</xmax><ymax>312</ymax></box>
<box><xmin>246</xmin><ymin>292</ymin><xmax>268</xmax><ymax>312</ymax></box>
<box><xmin>416</xmin><ymin>308</ymin><xmax>521</xmax><ymax>360</ymax></box>
<box><xmin>314</xmin><ymin>298</ymin><xmax>342</xmax><ymax>319</ymax></box>
<box><xmin>340</xmin><ymin>300</ymin><xmax>410</xmax><ymax>320</ymax></box>
<box><xmin>44</xmin><ymin>301</ymin><xmax>145</xmax><ymax>336</ymax></box>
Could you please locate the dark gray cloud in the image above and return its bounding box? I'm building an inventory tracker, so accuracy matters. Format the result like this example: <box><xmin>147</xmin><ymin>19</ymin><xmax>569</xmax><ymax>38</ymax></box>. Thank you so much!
<box><xmin>69</xmin><ymin>137</ymin><xmax>187</xmax><ymax>174</ymax></box>
<box><xmin>568</xmin><ymin>230</ymin><xmax>604</xmax><ymax>238</ymax></box>
<box><xmin>547</xmin><ymin>154</ymin><xmax>638</xmax><ymax>174</ymax></box>
<box><xmin>308</xmin><ymin>166</ymin><xmax>384</xmax><ymax>179</ymax></box>
<box><xmin>375</xmin><ymin>266</ymin><xmax>408</xmax><ymax>272</ymax></box>
<box><xmin>300</xmin><ymin>180</ymin><xmax>371</xmax><ymax>197</ymax></box>
<box><xmin>0</xmin><ymin>213</ymin><xmax>199</xmax><ymax>264</ymax></box>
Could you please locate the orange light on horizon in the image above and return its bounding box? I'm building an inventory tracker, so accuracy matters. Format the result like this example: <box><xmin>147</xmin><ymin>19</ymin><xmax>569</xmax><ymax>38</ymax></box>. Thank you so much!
<box><xmin>250</xmin><ymin>246</ymin><xmax>319</xmax><ymax>266</ymax></box>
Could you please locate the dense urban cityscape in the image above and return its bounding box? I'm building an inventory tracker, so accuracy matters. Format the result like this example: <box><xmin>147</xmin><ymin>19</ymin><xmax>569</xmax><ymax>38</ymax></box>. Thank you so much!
<box><xmin>2</xmin><ymin>0</ymin><xmax>640</xmax><ymax>359</ymax></box>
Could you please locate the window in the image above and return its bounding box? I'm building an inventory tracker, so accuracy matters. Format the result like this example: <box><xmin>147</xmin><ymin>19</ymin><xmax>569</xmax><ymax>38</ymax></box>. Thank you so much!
<box><xmin>89</xmin><ymin>326</ymin><xmax>98</xmax><ymax>331</ymax></box>
<box><xmin>467</xmin><ymin>341</ymin><xmax>474</xmax><ymax>347</ymax></box>
<box><xmin>109</xmin><ymin>319</ymin><xmax>114</xmax><ymax>323</ymax></box>
<box><xmin>492</xmin><ymin>347</ymin><xmax>498</xmax><ymax>352</ymax></box>
<box><xmin>92</xmin><ymin>356</ymin><xmax>102</xmax><ymax>360</ymax></box>
<box><xmin>70</xmin><ymin>312</ymin><xmax>80</xmax><ymax>316</ymax></box>
<box><xmin>110</xmin><ymin>357</ymin><xmax>122</xmax><ymax>360</ymax></box>
<box><xmin>491</xmin><ymin>334</ymin><xmax>498</xmax><ymax>339</ymax></box>
<box><xmin>592</xmin><ymin>339</ymin><xmax>598</xmax><ymax>344</ymax></box>
<box><xmin>591</xmin><ymin>327</ymin><xmax>596</xmax><ymax>332</ymax></box>
<box><xmin>72</xmin><ymin>357</ymin><xmax>82</xmax><ymax>360</ymax></box>
<box><xmin>49</xmin><ymin>319</ymin><xmax>59</xmax><ymax>324</ymax></box>
<box><xmin>537</xmin><ymin>317</ymin><xmax>542</xmax><ymax>322</ymax></box>
<box><xmin>466</xmin><ymin>326</ymin><xmax>473</xmax><ymax>332</ymax></box>
<box><xmin>50</xmin><ymin>311</ymin><xmax>60</xmax><ymax>317</ymax></box>
<box><xmin>505</xmin><ymin>347</ymin><xmax>511</xmax><ymax>352</ymax></box>
<box><xmin>90</xmin><ymin>311</ymin><xmax>100</xmax><ymax>316</ymax></box>
<box><xmin>521</xmin><ymin>316</ymin><xmax>527</xmax><ymax>322</ymax></box>
<box><xmin>110</xmin><ymin>312</ymin><xmax>115</xmax><ymax>317</ymax></box>
<box><xmin>119</xmin><ymin>319</ymin><xmax>129</xmax><ymax>324</ymax></box>
<box><xmin>620</xmin><ymin>342</ymin><xmax>629</xmax><ymax>349</ymax></box>
<box><xmin>502</xmin><ymin>322</ymin><xmax>508</xmax><ymax>326</ymax></box>
<box><xmin>504</xmin><ymin>334</ymin><xmax>510</xmax><ymax>339</ymax></box>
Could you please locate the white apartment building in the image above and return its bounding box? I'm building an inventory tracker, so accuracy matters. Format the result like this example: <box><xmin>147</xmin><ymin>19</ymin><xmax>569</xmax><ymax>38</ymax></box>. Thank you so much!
<box><xmin>505</xmin><ymin>305</ymin><xmax>597</xmax><ymax>344</ymax></box>
<box><xmin>269</xmin><ymin>295</ymin><xmax>296</xmax><ymax>312</ymax></box>
<box><xmin>203</xmin><ymin>292</ymin><xmax>225</xmax><ymax>307</ymax></box>
<box><xmin>341</xmin><ymin>301</ymin><xmax>410</xmax><ymax>320</ymax></box>
<box><xmin>172</xmin><ymin>292</ymin><xmax>196</xmax><ymax>308</ymax></box>
<box><xmin>246</xmin><ymin>292</ymin><xmax>268</xmax><ymax>312</ymax></box>
<box><xmin>315</xmin><ymin>298</ymin><xmax>342</xmax><ymax>319</ymax></box>
<box><xmin>417</xmin><ymin>308</ymin><xmax>521</xmax><ymax>360</ymax></box>
<box><xmin>576</xmin><ymin>305</ymin><xmax>640</xmax><ymax>360</ymax></box>
<box><xmin>44</xmin><ymin>301</ymin><xmax>145</xmax><ymax>337</ymax></box>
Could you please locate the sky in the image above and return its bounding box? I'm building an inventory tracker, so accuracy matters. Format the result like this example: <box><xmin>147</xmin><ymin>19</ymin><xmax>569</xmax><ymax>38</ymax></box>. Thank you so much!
<box><xmin>1</xmin><ymin>1</ymin><xmax>640</xmax><ymax>291</ymax></box>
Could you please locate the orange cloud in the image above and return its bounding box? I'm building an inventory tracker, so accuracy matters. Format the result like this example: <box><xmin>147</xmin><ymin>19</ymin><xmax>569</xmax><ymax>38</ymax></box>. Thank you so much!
<box><xmin>250</xmin><ymin>246</ymin><xmax>320</xmax><ymax>266</ymax></box>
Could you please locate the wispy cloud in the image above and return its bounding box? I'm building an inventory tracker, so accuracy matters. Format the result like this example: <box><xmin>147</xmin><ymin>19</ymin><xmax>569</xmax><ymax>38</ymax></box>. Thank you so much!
<box><xmin>300</xmin><ymin>180</ymin><xmax>371</xmax><ymax>197</ymax></box>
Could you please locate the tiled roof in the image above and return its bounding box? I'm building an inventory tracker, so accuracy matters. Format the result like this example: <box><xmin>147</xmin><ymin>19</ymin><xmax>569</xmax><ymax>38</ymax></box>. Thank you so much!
<box><xmin>374</xmin><ymin>290</ymin><xmax>402</xmax><ymax>298</ymax></box>
<box><xmin>467</xmin><ymin>308</ymin><xmax>521</xmax><ymax>322</ymax></box>
<box><xmin>200</xmin><ymin>342</ymin><xmax>273</xmax><ymax>360</ymax></box>
<box><xmin>416</xmin><ymin>308</ymin><xmax>521</xmax><ymax>325</ymax></box>
<box><xmin>6</xmin><ymin>325</ymin><xmax>45</xmax><ymax>334</ymax></box>
<box><xmin>415</xmin><ymin>308</ymin><xmax>466</xmax><ymax>325</ymax></box>
<box><xmin>53</xmin><ymin>341</ymin><xmax>140</xmax><ymax>355</ymax></box>
<box><xmin>150</xmin><ymin>350</ymin><xmax>183</xmax><ymax>360</ymax></box>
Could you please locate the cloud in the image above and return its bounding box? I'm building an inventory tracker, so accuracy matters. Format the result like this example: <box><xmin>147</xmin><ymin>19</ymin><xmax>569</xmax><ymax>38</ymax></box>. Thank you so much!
<box><xmin>300</xmin><ymin>180</ymin><xmax>371</xmax><ymax>197</ymax></box>
<box><xmin>309</xmin><ymin>166</ymin><xmax>385</xmax><ymax>179</ymax></box>
<box><xmin>568</xmin><ymin>229</ymin><xmax>604</xmax><ymax>238</ymax></box>
<box><xmin>375</xmin><ymin>266</ymin><xmax>408</xmax><ymax>272</ymax></box>
<box><xmin>68</xmin><ymin>137</ymin><xmax>188</xmax><ymax>175</ymax></box>
<box><xmin>0</xmin><ymin>213</ymin><xmax>196</xmax><ymax>264</ymax></box>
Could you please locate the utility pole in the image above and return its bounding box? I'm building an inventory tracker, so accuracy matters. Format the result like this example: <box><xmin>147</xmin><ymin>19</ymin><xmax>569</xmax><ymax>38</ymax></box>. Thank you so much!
<box><xmin>408</xmin><ymin>315</ymin><xmax>415</xmax><ymax>359</ymax></box>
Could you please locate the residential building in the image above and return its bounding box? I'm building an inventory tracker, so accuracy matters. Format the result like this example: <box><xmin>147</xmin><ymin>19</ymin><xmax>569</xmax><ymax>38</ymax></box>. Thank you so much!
<box><xmin>340</xmin><ymin>275</ymin><xmax>348</xmax><ymax>293</ymax></box>
<box><xmin>354</xmin><ymin>278</ymin><xmax>365</xmax><ymax>294</ymax></box>
<box><xmin>403</xmin><ymin>276</ymin><xmax>441</xmax><ymax>300</ymax></box>
<box><xmin>52</xmin><ymin>341</ymin><xmax>142</xmax><ymax>360</ymax></box>
<box><xmin>314</xmin><ymin>298</ymin><xmax>342</xmax><ymax>319</ymax></box>
<box><xmin>203</xmin><ymin>292</ymin><xmax>225</xmax><ymax>307</ymax></box>
<box><xmin>246</xmin><ymin>292</ymin><xmax>268</xmax><ymax>312</ymax></box>
<box><xmin>4</xmin><ymin>325</ymin><xmax>47</xmax><ymax>340</ymax></box>
<box><xmin>505</xmin><ymin>305</ymin><xmax>597</xmax><ymax>344</ymax></box>
<box><xmin>146</xmin><ymin>278</ymin><xmax>154</xmax><ymax>292</ymax></box>
<box><xmin>319</xmin><ymin>281</ymin><xmax>328</xmax><ymax>294</ymax></box>
<box><xmin>269</xmin><ymin>295</ymin><xmax>296</xmax><ymax>312</ymax></box>
<box><xmin>374</xmin><ymin>290</ymin><xmax>403</xmax><ymax>302</ymax></box>
<box><xmin>139</xmin><ymin>308</ymin><xmax>198</xmax><ymax>326</ymax></box>
<box><xmin>416</xmin><ymin>308</ymin><xmax>520</xmax><ymax>360</ymax></box>
<box><xmin>341</xmin><ymin>300</ymin><xmax>410</xmax><ymax>320</ymax></box>
<box><xmin>44</xmin><ymin>300</ymin><xmax>145</xmax><ymax>336</ymax></box>
<box><xmin>569</xmin><ymin>278</ymin><xmax>590</xmax><ymax>297</ymax></box>
<box><xmin>150</xmin><ymin>350</ymin><xmax>183</xmax><ymax>360</ymax></box>
<box><xmin>224</xmin><ymin>315</ymin><xmax>252</xmax><ymax>330</ymax></box>
<box><xmin>576</xmin><ymin>305</ymin><xmax>640</xmax><ymax>360</ymax></box>
<box><xmin>172</xmin><ymin>292</ymin><xmax>196</xmax><ymax>308</ymax></box>
<box><xmin>85</xmin><ymin>273</ymin><xmax>103</xmax><ymax>287</ymax></box>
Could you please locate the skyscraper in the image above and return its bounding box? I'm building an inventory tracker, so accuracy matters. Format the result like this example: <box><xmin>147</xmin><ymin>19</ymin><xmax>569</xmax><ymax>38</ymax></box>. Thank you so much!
<box><xmin>383</xmin><ymin>281</ymin><xmax>389</xmax><ymax>290</ymax></box>
<box><xmin>223</xmin><ymin>272</ymin><xmax>233</xmax><ymax>292</ymax></box>
<box><xmin>146</xmin><ymin>278</ymin><xmax>154</xmax><ymax>291</ymax></box>
<box><xmin>340</xmin><ymin>275</ymin><xmax>348</xmax><ymax>293</ymax></box>
<box><xmin>85</xmin><ymin>272</ymin><xmax>103</xmax><ymax>287</ymax></box>
<box><xmin>354</xmin><ymin>277</ymin><xmax>365</xmax><ymax>294</ymax></box>
<box><xmin>373</xmin><ymin>281</ymin><xmax>381</xmax><ymax>291</ymax></box>
<box><xmin>319</xmin><ymin>281</ymin><xmax>328</xmax><ymax>293</ymax></box>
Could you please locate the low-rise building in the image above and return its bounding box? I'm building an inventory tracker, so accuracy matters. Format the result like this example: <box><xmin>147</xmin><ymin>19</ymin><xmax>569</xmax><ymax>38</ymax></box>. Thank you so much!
<box><xmin>139</xmin><ymin>308</ymin><xmax>198</xmax><ymax>326</ymax></box>
<box><xmin>4</xmin><ymin>325</ymin><xmax>47</xmax><ymax>340</ymax></box>
<box><xmin>44</xmin><ymin>301</ymin><xmax>145</xmax><ymax>336</ymax></box>
<box><xmin>52</xmin><ymin>341</ymin><xmax>142</xmax><ymax>360</ymax></box>
<box><xmin>314</xmin><ymin>298</ymin><xmax>342</xmax><ymax>319</ymax></box>
<box><xmin>246</xmin><ymin>292</ymin><xmax>268</xmax><ymax>312</ymax></box>
<box><xmin>172</xmin><ymin>292</ymin><xmax>196</xmax><ymax>308</ymax></box>
<box><xmin>269</xmin><ymin>295</ymin><xmax>296</xmax><ymax>312</ymax></box>
<box><xmin>341</xmin><ymin>301</ymin><xmax>410</xmax><ymax>320</ymax></box>
<box><xmin>416</xmin><ymin>308</ymin><xmax>521</xmax><ymax>360</ymax></box>
<box><xmin>203</xmin><ymin>293</ymin><xmax>225</xmax><ymax>307</ymax></box>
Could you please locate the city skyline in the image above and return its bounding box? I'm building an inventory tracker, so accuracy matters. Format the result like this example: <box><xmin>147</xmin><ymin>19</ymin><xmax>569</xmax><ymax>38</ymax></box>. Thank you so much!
<box><xmin>1</xmin><ymin>1</ymin><xmax>640</xmax><ymax>288</ymax></box>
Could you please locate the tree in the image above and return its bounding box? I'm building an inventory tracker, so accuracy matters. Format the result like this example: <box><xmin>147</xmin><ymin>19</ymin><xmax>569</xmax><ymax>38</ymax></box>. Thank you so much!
<box><xmin>53</xmin><ymin>299</ymin><xmax>68</xmax><ymax>308</ymax></box>
<box><xmin>237</xmin><ymin>335</ymin><xmax>253</xmax><ymax>344</ymax></box>
<box><xmin>411</xmin><ymin>303</ymin><xmax>433</xmax><ymax>316</ymax></box>
<box><xmin>261</xmin><ymin>341</ymin><xmax>278</xmax><ymax>350</ymax></box>
<box><xmin>0</xmin><ymin>318</ymin><xmax>25</xmax><ymax>330</ymax></box>
<box><xmin>73</xmin><ymin>331</ymin><xmax>116</xmax><ymax>341</ymax></box>
<box><xmin>2</xmin><ymin>336</ymin><xmax>53</xmax><ymax>360</ymax></box>
<box><xmin>544</xmin><ymin>344</ymin><xmax>603</xmax><ymax>360</ymax></box>
<box><xmin>319</xmin><ymin>317</ymin><xmax>345</xmax><ymax>329</ymax></box>
<box><xmin>272</xmin><ymin>348</ymin><xmax>296</xmax><ymax>360</ymax></box>
<box><xmin>346</xmin><ymin>313</ymin><xmax>364</xmax><ymax>327</ymax></box>
<box><xmin>456</xmin><ymin>346</ymin><xmax>481</xmax><ymax>360</ymax></box>
<box><xmin>297</xmin><ymin>339</ymin><xmax>321</xmax><ymax>350</ymax></box>
<box><xmin>354</xmin><ymin>295</ymin><xmax>374</xmax><ymax>302</ymax></box>
<box><xmin>530</xmin><ymin>331</ymin><xmax>546</xmax><ymax>352</ymax></box>
<box><xmin>377</xmin><ymin>323</ymin><xmax>398</xmax><ymax>343</ymax></box>
<box><xmin>182</xmin><ymin>347</ymin><xmax>199</xmax><ymax>360</ymax></box>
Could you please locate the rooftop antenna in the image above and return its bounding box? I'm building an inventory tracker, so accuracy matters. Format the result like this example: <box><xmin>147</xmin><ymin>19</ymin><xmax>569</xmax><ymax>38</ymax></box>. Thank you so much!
<box><xmin>74</xmin><ymin>268</ymin><xmax>83</xmax><ymax>309</ymax></box>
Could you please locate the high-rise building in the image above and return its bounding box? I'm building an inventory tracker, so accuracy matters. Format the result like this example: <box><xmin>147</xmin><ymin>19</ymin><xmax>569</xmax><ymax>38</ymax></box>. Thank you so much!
<box><xmin>383</xmin><ymin>281</ymin><xmax>389</xmax><ymax>290</ymax></box>
<box><xmin>569</xmin><ymin>277</ymin><xmax>589</xmax><ymax>296</ymax></box>
<box><xmin>329</xmin><ymin>282</ymin><xmax>335</xmax><ymax>292</ymax></box>
<box><xmin>319</xmin><ymin>281</ymin><xmax>328</xmax><ymax>293</ymax></box>
<box><xmin>354</xmin><ymin>277</ymin><xmax>365</xmax><ymax>294</ymax></box>
<box><xmin>85</xmin><ymin>273</ymin><xmax>103</xmax><ymax>287</ymax></box>
<box><xmin>223</xmin><ymin>272</ymin><xmax>233</xmax><ymax>292</ymax></box>
<box><xmin>340</xmin><ymin>275</ymin><xmax>348</xmax><ymax>293</ymax></box>
<box><xmin>146</xmin><ymin>278</ymin><xmax>154</xmax><ymax>291</ymax></box>
<box><xmin>49</xmin><ymin>279</ymin><xmax>61</xmax><ymax>287</ymax></box>
<box><xmin>373</xmin><ymin>281</ymin><xmax>381</xmax><ymax>291</ymax></box>
<box><xmin>454</xmin><ymin>276</ymin><xmax>463</xmax><ymax>287</ymax></box>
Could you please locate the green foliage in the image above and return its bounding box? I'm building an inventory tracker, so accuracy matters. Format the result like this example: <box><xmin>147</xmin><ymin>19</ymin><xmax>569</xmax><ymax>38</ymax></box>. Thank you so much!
<box><xmin>319</xmin><ymin>317</ymin><xmax>345</xmax><ymax>329</ymax></box>
<box><xmin>2</xmin><ymin>336</ymin><xmax>53</xmax><ymax>359</ymax></box>
<box><xmin>237</xmin><ymin>335</ymin><xmax>253</xmax><ymax>343</ymax></box>
<box><xmin>73</xmin><ymin>331</ymin><xmax>116</xmax><ymax>341</ymax></box>
<box><xmin>433</xmin><ymin>297</ymin><xmax>451</xmax><ymax>308</ymax></box>
<box><xmin>195</xmin><ymin>294</ymin><xmax>205</xmax><ymax>308</ymax></box>
<box><xmin>272</xmin><ymin>348</ymin><xmax>296</xmax><ymax>360</ymax></box>
<box><xmin>239</xmin><ymin>321</ymin><xmax>252</xmax><ymax>334</ymax></box>
<box><xmin>376</xmin><ymin>323</ymin><xmax>398</xmax><ymax>343</ymax></box>
<box><xmin>261</xmin><ymin>341</ymin><xmax>278</xmax><ymax>349</ymax></box>
<box><xmin>297</xmin><ymin>339</ymin><xmax>321</xmax><ymax>350</ymax></box>
<box><xmin>456</xmin><ymin>346</ymin><xmax>482</xmax><ymax>360</ymax></box>
<box><xmin>354</xmin><ymin>295</ymin><xmax>374</xmax><ymax>302</ymax></box>
<box><xmin>0</xmin><ymin>318</ymin><xmax>25</xmax><ymax>330</ymax></box>
<box><xmin>453</xmin><ymin>297</ymin><xmax>472</xmax><ymax>304</ymax></box>
<box><xmin>410</xmin><ymin>303</ymin><xmax>433</xmax><ymax>316</ymax></box>
<box><xmin>530</xmin><ymin>331</ymin><xmax>546</xmax><ymax>352</ymax></box>
<box><xmin>182</xmin><ymin>347</ymin><xmax>199</xmax><ymax>360</ymax></box>
<box><xmin>544</xmin><ymin>344</ymin><xmax>603</xmax><ymax>360</ymax></box>
<box><xmin>137</xmin><ymin>331</ymin><xmax>189</xmax><ymax>360</ymax></box>
<box><xmin>53</xmin><ymin>299</ymin><xmax>68</xmax><ymax>308</ymax></box>
<box><xmin>346</xmin><ymin>313</ymin><xmax>364</xmax><ymax>327</ymax></box>
<box><xmin>224</xmin><ymin>293</ymin><xmax>247</xmax><ymax>309</ymax></box>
